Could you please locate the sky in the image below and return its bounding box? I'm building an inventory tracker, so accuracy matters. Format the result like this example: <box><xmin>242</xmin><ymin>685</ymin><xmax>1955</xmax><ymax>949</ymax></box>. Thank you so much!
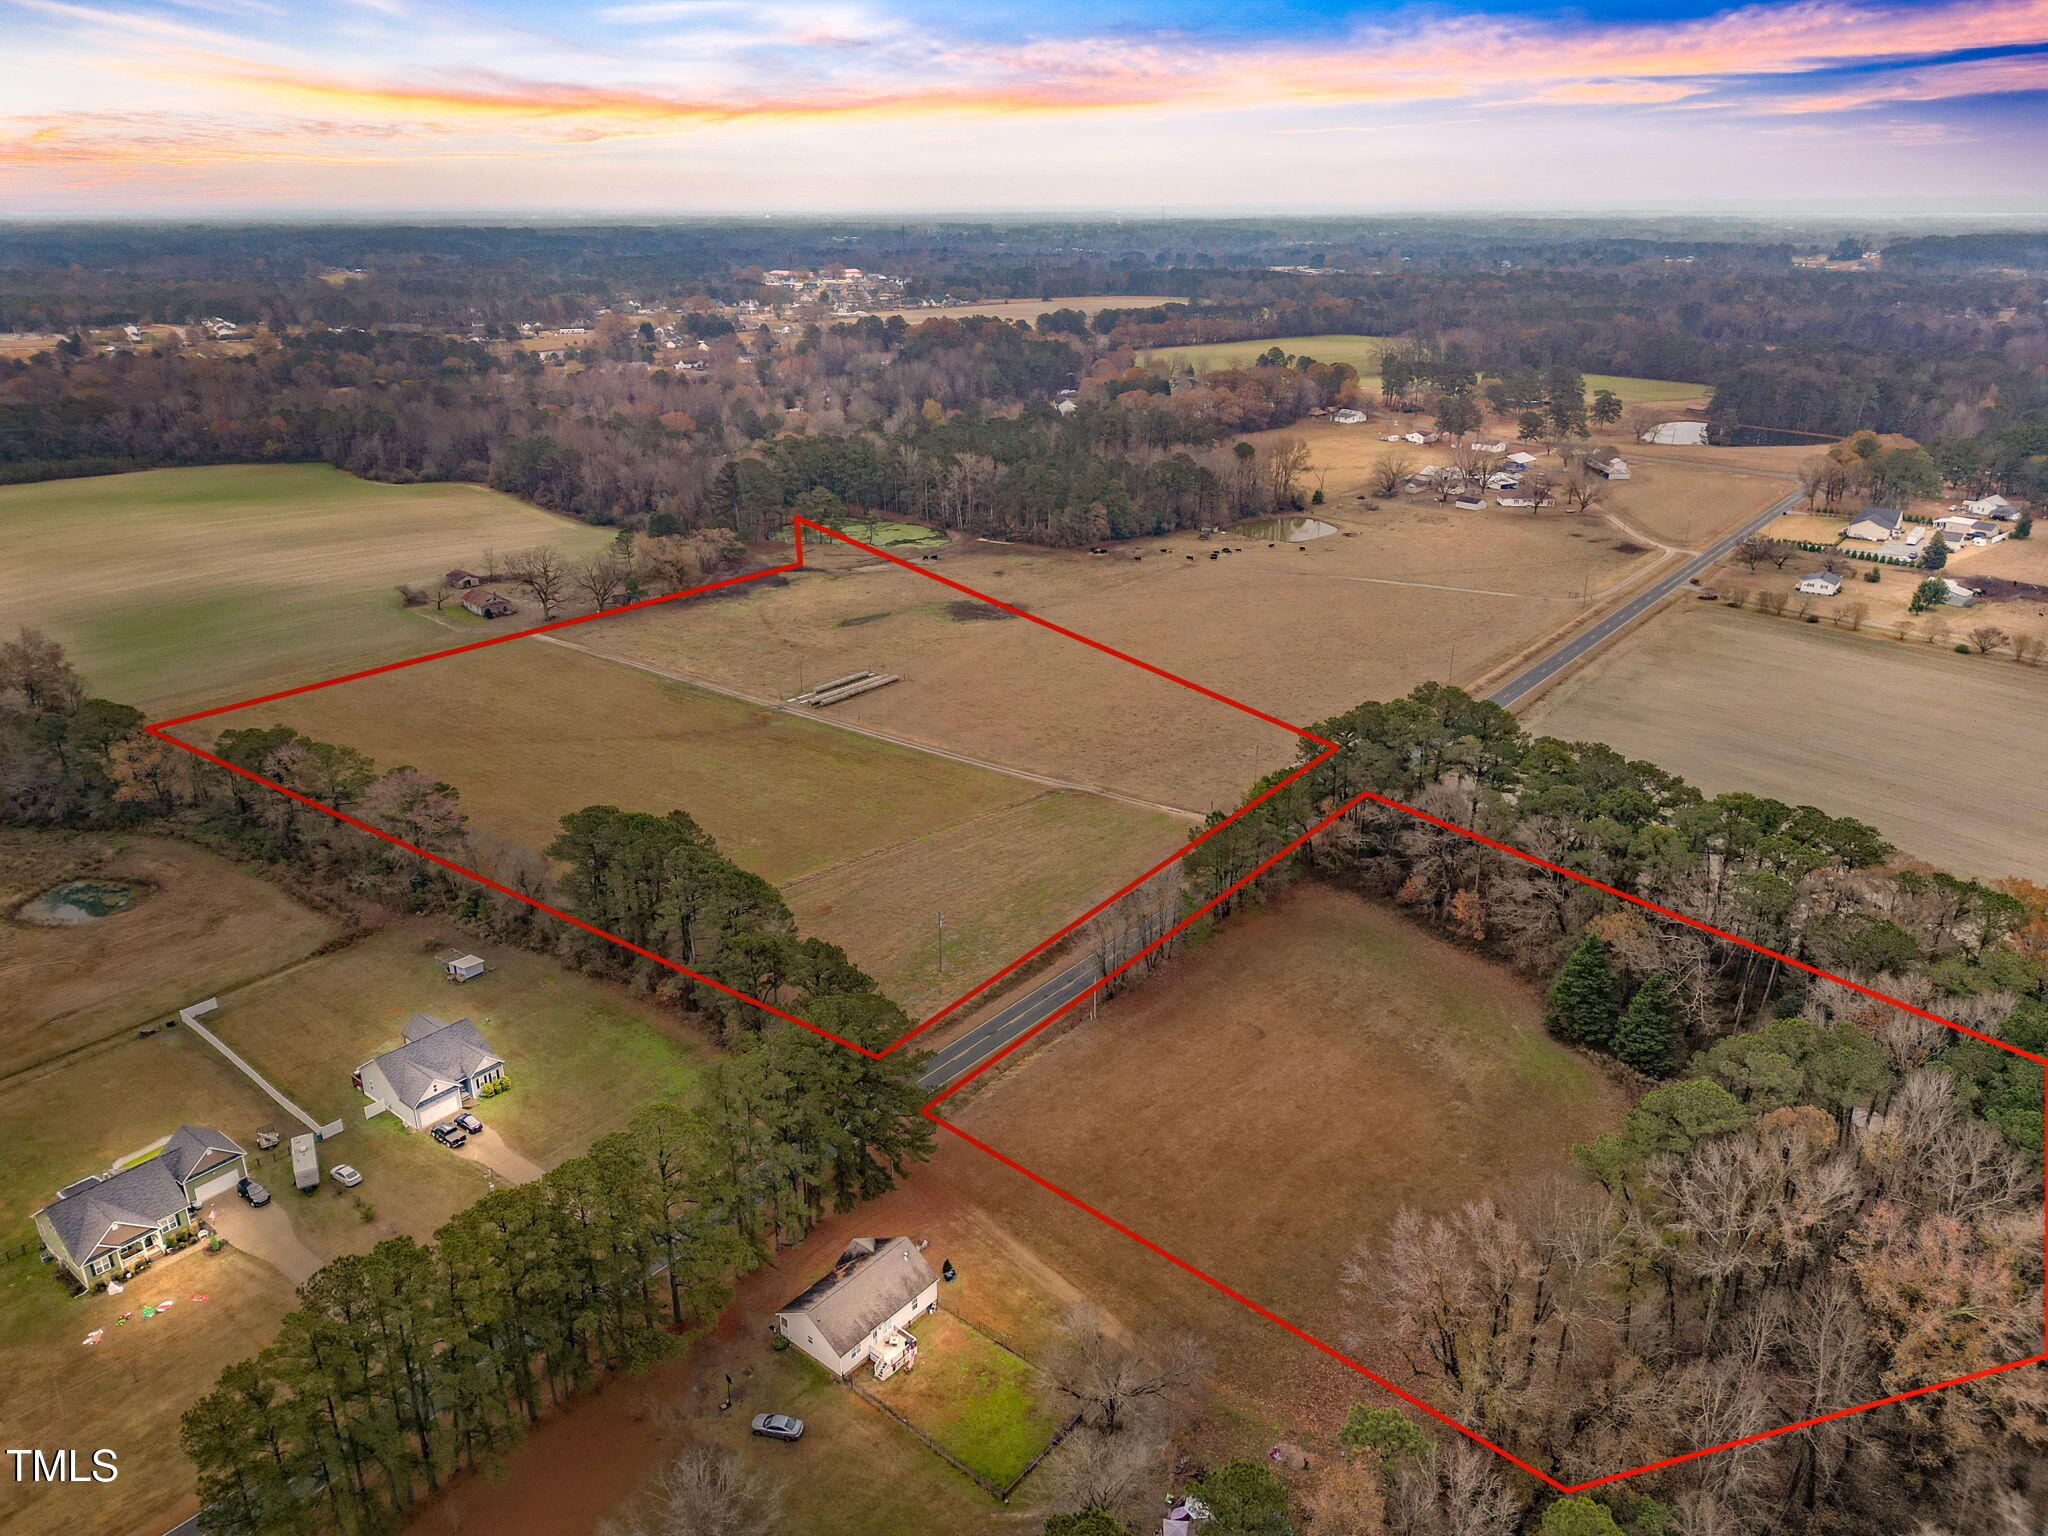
<box><xmin>3</xmin><ymin>0</ymin><xmax>2047</xmax><ymax>215</ymax></box>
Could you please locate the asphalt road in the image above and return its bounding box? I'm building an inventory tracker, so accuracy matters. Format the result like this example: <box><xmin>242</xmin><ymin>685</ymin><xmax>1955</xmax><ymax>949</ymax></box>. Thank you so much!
<box><xmin>1485</xmin><ymin>482</ymin><xmax>1801</xmax><ymax>709</ymax></box>
<box><xmin>918</xmin><ymin>956</ymin><xmax>1103</xmax><ymax>1090</ymax></box>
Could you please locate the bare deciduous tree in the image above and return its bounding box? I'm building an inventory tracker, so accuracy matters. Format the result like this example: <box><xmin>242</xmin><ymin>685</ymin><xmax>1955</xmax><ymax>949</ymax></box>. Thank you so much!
<box><xmin>1042</xmin><ymin>1307</ymin><xmax>1206</xmax><ymax>1435</ymax></box>
<box><xmin>505</xmin><ymin>545</ymin><xmax>570</xmax><ymax>618</ymax></box>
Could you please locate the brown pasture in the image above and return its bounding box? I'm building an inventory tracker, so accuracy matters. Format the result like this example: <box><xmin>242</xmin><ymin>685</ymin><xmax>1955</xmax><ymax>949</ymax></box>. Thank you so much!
<box><xmin>1524</xmin><ymin>601</ymin><xmax>2048</xmax><ymax>884</ymax></box>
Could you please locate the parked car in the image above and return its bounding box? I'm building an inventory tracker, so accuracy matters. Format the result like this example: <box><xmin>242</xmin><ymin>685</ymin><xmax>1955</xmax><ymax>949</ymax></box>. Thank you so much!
<box><xmin>454</xmin><ymin>1112</ymin><xmax>483</xmax><ymax>1135</ymax></box>
<box><xmin>750</xmin><ymin>1414</ymin><xmax>804</xmax><ymax>1442</ymax></box>
<box><xmin>329</xmin><ymin>1164</ymin><xmax>362</xmax><ymax>1188</ymax></box>
<box><xmin>430</xmin><ymin>1121</ymin><xmax>468</xmax><ymax>1148</ymax></box>
<box><xmin>236</xmin><ymin>1177</ymin><xmax>271</xmax><ymax>1207</ymax></box>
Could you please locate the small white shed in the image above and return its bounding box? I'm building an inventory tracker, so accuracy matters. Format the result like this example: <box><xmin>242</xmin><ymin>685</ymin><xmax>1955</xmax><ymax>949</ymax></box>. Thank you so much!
<box><xmin>446</xmin><ymin>954</ymin><xmax>487</xmax><ymax>983</ymax></box>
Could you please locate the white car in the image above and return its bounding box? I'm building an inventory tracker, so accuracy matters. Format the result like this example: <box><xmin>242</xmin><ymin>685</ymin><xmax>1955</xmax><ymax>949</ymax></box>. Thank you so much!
<box><xmin>329</xmin><ymin>1164</ymin><xmax>363</xmax><ymax>1188</ymax></box>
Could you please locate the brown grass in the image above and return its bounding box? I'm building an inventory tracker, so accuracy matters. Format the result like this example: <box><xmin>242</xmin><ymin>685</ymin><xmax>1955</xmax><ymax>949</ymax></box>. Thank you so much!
<box><xmin>0</xmin><ymin>830</ymin><xmax>341</xmax><ymax>1079</ymax></box>
<box><xmin>1524</xmin><ymin>601</ymin><xmax>2048</xmax><ymax>883</ymax></box>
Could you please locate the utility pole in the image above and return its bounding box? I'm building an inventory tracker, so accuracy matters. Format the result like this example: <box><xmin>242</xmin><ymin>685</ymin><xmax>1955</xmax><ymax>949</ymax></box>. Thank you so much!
<box><xmin>935</xmin><ymin>910</ymin><xmax>945</xmax><ymax>979</ymax></box>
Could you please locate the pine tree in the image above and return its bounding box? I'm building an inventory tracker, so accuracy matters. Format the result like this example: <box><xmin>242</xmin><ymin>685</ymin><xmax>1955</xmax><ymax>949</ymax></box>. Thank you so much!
<box><xmin>1544</xmin><ymin>933</ymin><xmax>1622</xmax><ymax>1049</ymax></box>
<box><xmin>1613</xmin><ymin>971</ymin><xmax>1679</xmax><ymax>1077</ymax></box>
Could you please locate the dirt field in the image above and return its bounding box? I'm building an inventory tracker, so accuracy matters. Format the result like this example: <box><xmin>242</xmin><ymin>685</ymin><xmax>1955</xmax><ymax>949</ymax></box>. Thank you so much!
<box><xmin>249</xmin><ymin>639</ymin><xmax>1183</xmax><ymax>1008</ymax></box>
<box><xmin>1601</xmin><ymin>456</ymin><xmax>1792</xmax><ymax>548</ymax></box>
<box><xmin>864</xmin><ymin>294</ymin><xmax>1187</xmax><ymax>323</ymax></box>
<box><xmin>0</xmin><ymin>830</ymin><xmax>341</xmax><ymax>1079</ymax></box>
<box><xmin>1524</xmin><ymin>602</ymin><xmax>2048</xmax><ymax>884</ymax></box>
<box><xmin>947</xmin><ymin>882</ymin><xmax>1622</xmax><ymax>1403</ymax></box>
<box><xmin>0</xmin><ymin>464</ymin><xmax>613</xmax><ymax>709</ymax></box>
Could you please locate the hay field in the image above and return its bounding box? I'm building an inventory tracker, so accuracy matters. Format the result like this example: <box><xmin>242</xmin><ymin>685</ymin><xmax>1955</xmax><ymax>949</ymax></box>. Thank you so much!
<box><xmin>1579</xmin><ymin>372</ymin><xmax>1709</xmax><ymax>404</ymax></box>
<box><xmin>246</xmin><ymin>639</ymin><xmax>1182</xmax><ymax>1007</ymax></box>
<box><xmin>0</xmin><ymin>830</ymin><xmax>341</xmax><ymax>1077</ymax></box>
<box><xmin>865</xmin><ymin>294</ymin><xmax>1187</xmax><ymax>323</ymax></box>
<box><xmin>0</xmin><ymin>464</ymin><xmax>613</xmax><ymax>709</ymax></box>
<box><xmin>1604</xmin><ymin>457</ymin><xmax>1793</xmax><ymax>547</ymax></box>
<box><xmin>1524</xmin><ymin>603</ymin><xmax>2048</xmax><ymax>884</ymax></box>
<box><xmin>786</xmin><ymin>791</ymin><xmax>1185</xmax><ymax>1019</ymax></box>
<box><xmin>948</xmin><ymin>882</ymin><xmax>1620</xmax><ymax>1399</ymax></box>
<box><xmin>1143</xmin><ymin>332</ymin><xmax>1388</xmax><ymax>375</ymax></box>
<box><xmin>589</xmin><ymin>506</ymin><xmax>1645</xmax><ymax>811</ymax></box>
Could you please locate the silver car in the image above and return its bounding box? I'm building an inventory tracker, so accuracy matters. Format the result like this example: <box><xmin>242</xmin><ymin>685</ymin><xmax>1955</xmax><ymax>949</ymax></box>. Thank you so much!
<box><xmin>329</xmin><ymin>1164</ymin><xmax>363</xmax><ymax>1188</ymax></box>
<box><xmin>750</xmin><ymin>1414</ymin><xmax>804</xmax><ymax>1442</ymax></box>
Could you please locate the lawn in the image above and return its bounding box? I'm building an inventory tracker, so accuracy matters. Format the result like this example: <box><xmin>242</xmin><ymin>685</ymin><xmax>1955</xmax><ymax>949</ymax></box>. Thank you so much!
<box><xmin>0</xmin><ymin>1244</ymin><xmax>296</xmax><ymax>1536</ymax></box>
<box><xmin>0</xmin><ymin>463</ymin><xmax>614</xmax><ymax>709</ymax></box>
<box><xmin>865</xmin><ymin>1308</ymin><xmax>1067</xmax><ymax>1490</ymax></box>
<box><xmin>1142</xmin><ymin>332</ymin><xmax>1388</xmax><ymax>376</ymax></box>
<box><xmin>1580</xmin><ymin>371</ymin><xmax>1710</xmax><ymax>404</ymax></box>
<box><xmin>204</xmin><ymin>919</ymin><xmax>712</xmax><ymax>1169</ymax></box>
<box><xmin>0</xmin><ymin>829</ymin><xmax>341</xmax><ymax>1077</ymax></box>
<box><xmin>1524</xmin><ymin>601</ymin><xmax>2048</xmax><ymax>885</ymax></box>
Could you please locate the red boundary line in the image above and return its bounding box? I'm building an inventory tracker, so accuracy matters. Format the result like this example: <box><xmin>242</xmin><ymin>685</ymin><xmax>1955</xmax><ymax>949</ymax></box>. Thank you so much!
<box><xmin>147</xmin><ymin>513</ymin><xmax>2048</xmax><ymax>1493</ymax></box>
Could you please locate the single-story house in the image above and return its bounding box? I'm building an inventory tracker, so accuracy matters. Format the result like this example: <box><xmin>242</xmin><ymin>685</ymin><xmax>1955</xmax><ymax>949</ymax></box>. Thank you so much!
<box><xmin>1934</xmin><ymin>515</ymin><xmax>2005</xmax><ymax>545</ymax></box>
<box><xmin>34</xmin><ymin>1126</ymin><xmax>246</xmax><ymax>1286</ymax></box>
<box><xmin>1506</xmin><ymin>451</ymin><xmax>1539</xmax><ymax>466</ymax></box>
<box><xmin>355</xmin><ymin>1014</ymin><xmax>504</xmax><ymax>1130</ymax></box>
<box><xmin>1939</xmin><ymin>578</ymin><xmax>1978</xmax><ymax>607</ymax></box>
<box><xmin>1581</xmin><ymin>446</ymin><xmax>1631</xmax><ymax>480</ymax></box>
<box><xmin>445</xmin><ymin>569</ymin><xmax>483</xmax><ymax>589</ymax></box>
<box><xmin>1962</xmin><ymin>495</ymin><xmax>2017</xmax><ymax>520</ymax></box>
<box><xmin>774</xmin><ymin>1236</ymin><xmax>939</xmax><ymax>1379</ymax></box>
<box><xmin>1795</xmin><ymin>570</ymin><xmax>1844</xmax><ymax>596</ymax></box>
<box><xmin>1330</xmin><ymin>408</ymin><xmax>1369</xmax><ymax>424</ymax></box>
<box><xmin>460</xmin><ymin>590</ymin><xmax>515</xmax><ymax>619</ymax></box>
<box><xmin>1844</xmin><ymin>506</ymin><xmax>1906</xmax><ymax>543</ymax></box>
<box><xmin>1641</xmin><ymin>421</ymin><xmax>1709</xmax><ymax>446</ymax></box>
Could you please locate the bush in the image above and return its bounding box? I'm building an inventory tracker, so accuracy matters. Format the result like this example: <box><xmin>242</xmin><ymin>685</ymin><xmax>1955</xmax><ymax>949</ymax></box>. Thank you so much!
<box><xmin>1805</xmin><ymin>615</ymin><xmax>1820</xmax><ymax>623</ymax></box>
<box><xmin>1956</xmin><ymin>644</ymin><xmax>1972</xmax><ymax>653</ymax></box>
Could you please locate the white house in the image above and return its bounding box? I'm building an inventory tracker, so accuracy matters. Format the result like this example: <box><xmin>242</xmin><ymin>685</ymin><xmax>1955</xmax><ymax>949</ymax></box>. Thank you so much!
<box><xmin>1506</xmin><ymin>451</ymin><xmax>1539</xmax><ymax>466</ymax></box>
<box><xmin>1962</xmin><ymin>495</ymin><xmax>2017</xmax><ymax>520</ymax></box>
<box><xmin>1330</xmin><ymin>408</ymin><xmax>1369</xmax><ymax>424</ymax></box>
<box><xmin>1795</xmin><ymin>570</ymin><xmax>1844</xmax><ymax>596</ymax></box>
<box><xmin>775</xmin><ymin>1237</ymin><xmax>939</xmax><ymax>1379</ymax></box>
<box><xmin>1934</xmin><ymin>515</ymin><xmax>2005</xmax><ymax>546</ymax></box>
<box><xmin>1939</xmin><ymin>578</ymin><xmax>1978</xmax><ymax>607</ymax></box>
<box><xmin>1843</xmin><ymin>506</ymin><xmax>1906</xmax><ymax>543</ymax></box>
<box><xmin>355</xmin><ymin>1014</ymin><xmax>504</xmax><ymax>1130</ymax></box>
<box><xmin>34</xmin><ymin>1126</ymin><xmax>245</xmax><ymax>1287</ymax></box>
<box><xmin>1641</xmin><ymin>421</ymin><xmax>1709</xmax><ymax>446</ymax></box>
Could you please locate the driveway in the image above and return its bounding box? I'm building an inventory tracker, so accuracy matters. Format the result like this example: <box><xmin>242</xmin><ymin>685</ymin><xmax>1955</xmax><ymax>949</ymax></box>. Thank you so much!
<box><xmin>205</xmin><ymin>1198</ymin><xmax>323</xmax><ymax>1285</ymax></box>
<box><xmin>449</xmin><ymin>1125</ymin><xmax>545</xmax><ymax>1186</ymax></box>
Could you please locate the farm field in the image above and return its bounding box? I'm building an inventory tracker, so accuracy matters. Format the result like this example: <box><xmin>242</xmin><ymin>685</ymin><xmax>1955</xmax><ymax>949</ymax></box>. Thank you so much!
<box><xmin>1599</xmin><ymin>455</ymin><xmax>1793</xmax><ymax>547</ymax></box>
<box><xmin>786</xmin><ymin>790</ymin><xmax>1185</xmax><ymax>1018</ymax></box>
<box><xmin>865</xmin><ymin>293</ymin><xmax>1187</xmax><ymax>323</ymax></box>
<box><xmin>0</xmin><ymin>464</ymin><xmax>614</xmax><ymax>710</ymax></box>
<box><xmin>0</xmin><ymin>830</ymin><xmax>341</xmax><ymax>1079</ymax></box>
<box><xmin>241</xmin><ymin>639</ymin><xmax>1184</xmax><ymax>1012</ymax></box>
<box><xmin>1143</xmin><ymin>332</ymin><xmax>1387</xmax><ymax>375</ymax></box>
<box><xmin>1578</xmin><ymin>371</ymin><xmax>1710</xmax><ymax>404</ymax></box>
<box><xmin>588</xmin><ymin>504</ymin><xmax>1648</xmax><ymax>813</ymax></box>
<box><xmin>1524</xmin><ymin>602</ymin><xmax>2048</xmax><ymax>884</ymax></box>
<box><xmin>947</xmin><ymin>882</ymin><xmax>1622</xmax><ymax>1403</ymax></box>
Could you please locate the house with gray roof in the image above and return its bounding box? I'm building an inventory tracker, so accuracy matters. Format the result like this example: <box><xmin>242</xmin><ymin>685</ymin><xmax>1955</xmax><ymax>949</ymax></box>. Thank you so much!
<box><xmin>34</xmin><ymin>1126</ymin><xmax>245</xmax><ymax>1286</ymax></box>
<box><xmin>353</xmin><ymin>1014</ymin><xmax>504</xmax><ymax>1130</ymax></box>
<box><xmin>775</xmin><ymin>1236</ymin><xmax>938</xmax><ymax>1379</ymax></box>
<box><xmin>1844</xmin><ymin>506</ymin><xmax>1905</xmax><ymax>542</ymax></box>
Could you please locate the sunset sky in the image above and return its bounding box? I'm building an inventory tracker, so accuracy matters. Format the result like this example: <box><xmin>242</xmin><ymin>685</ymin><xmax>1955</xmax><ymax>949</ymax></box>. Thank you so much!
<box><xmin>4</xmin><ymin>0</ymin><xmax>2047</xmax><ymax>213</ymax></box>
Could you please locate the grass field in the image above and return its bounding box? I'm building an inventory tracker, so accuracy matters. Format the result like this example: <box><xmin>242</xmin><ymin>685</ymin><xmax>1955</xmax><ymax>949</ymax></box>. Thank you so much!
<box><xmin>866</xmin><ymin>1309</ymin><xmax>1065</xmax><ymax>1488</ymax></box>
<box><xmin>590</xmin><ymin>506</ymin><xmax>1631</xmax><ymax>814</ymax></box>
<box><xmin>948</xmin><ymin>882</ymin><xmax>1620</xmax><ymax>1400</ymax></box>
<box><xmin>1142</xmin><ymin>332</ymin><xmax>1388</xmax><ymax>376</ymax></box>
<box><xmin>0</xmin><ymin>464</ymin><xmax>613</xmax><ymax>709</ymax></box>
<box><xmin>1580</xmin><ymin>371</ymin><xmax>1710</xmax><ymax>404</ymax></box>
<box><xmin>865</xmin><ymin>294</ymin><xmax>1188</xmax><ymax>323</ymax></box>
<box><xmin>787</xmin><ymin>791</ymin><xmax>1184</xmax><ymax>1018</ymax></box>
<box><xmin>252</xmin><ymin>638</ymin><xmax>1184</xmax><ymax>1011</ymax></box>
<box><xmin>1524</xmin><ymin>602</ymin><xmax>2048</xmax><ymax>884</ymax></box>
<box><xmin>1601</xmin><ymin>456</ymin><xmax>1794</xmax><ymax>548</ymax></box>
<box><xmin>0</xmin><ymin>830</ymin><xmax>341</xmax><ymax>1081</ymax></box>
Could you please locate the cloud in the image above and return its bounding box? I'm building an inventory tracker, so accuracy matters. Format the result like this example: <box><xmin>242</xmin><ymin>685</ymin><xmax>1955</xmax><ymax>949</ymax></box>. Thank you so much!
<box><xmin>1764</xmin><ymin>49</ymin><xmax>2048</xmax><ymax>111</ymax></box>
<box><xmin>1524</xmin><ymin>80</ymin><xmax>1703</xmax><ymax>106</ymax></box>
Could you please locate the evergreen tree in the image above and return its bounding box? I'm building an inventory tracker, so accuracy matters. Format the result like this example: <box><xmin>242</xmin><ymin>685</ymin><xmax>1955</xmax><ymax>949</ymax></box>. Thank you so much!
<box><xmin>1337</xmin><ymin>1404</ymin><xmax>1430</xmax><ymax>1467</ymax></box>
<box><xmin>1613</xmin><ymin>972</ymin><xmax>1679</xmax><ymax>1077</ymax></box>
<box><xmin>1542</xmin><ymin>1496</ymin><xmax>1627</xmax><ymax>1536</ymax></box>
<box><xmin>1185</xmin><ymin>1459</ymin><xmax>1294</xmax><ymax>1535</ymax></box>
<box><xmin>1921</xmin><ymin>532</ymin><xmax>1949</xmax><ymax>570</ymax></box>
<box><xmin>1544</xmin><ymin>933</ymin><xmax>1622</xmax><ymax>1049</ymax></box>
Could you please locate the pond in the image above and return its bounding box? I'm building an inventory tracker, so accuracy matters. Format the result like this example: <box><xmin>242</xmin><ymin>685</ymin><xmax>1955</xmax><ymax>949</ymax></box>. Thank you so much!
<box><xmin>1235</xmin><ymin>516</ymin><xmax>1339</xmax><ymax>541</ymax></box>
<box><xmin>14</xmin><ymin>879</ymin><xmax>145</xmax><ymax>926</ymax></box>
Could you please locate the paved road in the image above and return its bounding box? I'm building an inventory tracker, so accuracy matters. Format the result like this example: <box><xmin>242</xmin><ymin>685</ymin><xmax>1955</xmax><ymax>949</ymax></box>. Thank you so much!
<box><xmin>918</xmin><ymin>956</ymin><xmax>1103</xmax><ymax>1090</ymax></box>
<box><xmin>1485</xmin><ymin>480</ymin><xmax>1801</xmax><ymax>709</ymax></box>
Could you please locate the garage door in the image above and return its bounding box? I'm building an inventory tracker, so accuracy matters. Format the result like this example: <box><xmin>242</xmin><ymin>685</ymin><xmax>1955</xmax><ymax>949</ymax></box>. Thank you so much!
<box><xmin>419</xmin><ymin>1092</ymin><xmax>459</xmax><ymax>1126</ymax></box>
<box><xmin>191</xmin><ymin>1167</ymin><xmax>241</xmax><ymax>1203</ymax></box>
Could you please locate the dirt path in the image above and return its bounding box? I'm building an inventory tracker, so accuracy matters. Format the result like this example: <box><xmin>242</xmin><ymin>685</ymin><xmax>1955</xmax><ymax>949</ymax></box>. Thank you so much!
<box><xmin>532</xmin><ymin>631</ymin><xmax>1208</xmax><ymax>822</ymax></box>
<box><xmin>206</xmin><ymin>1199</ymin><xmax>324</xmax><ymax>1285</ymax></box>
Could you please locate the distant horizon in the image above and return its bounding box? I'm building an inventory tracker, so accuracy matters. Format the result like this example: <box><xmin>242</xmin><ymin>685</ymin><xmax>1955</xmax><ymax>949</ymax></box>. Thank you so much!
<box><xmin>4</xmin><ymin>0</ymin><xmax>2045</xmax><ymax>215</ymax></box>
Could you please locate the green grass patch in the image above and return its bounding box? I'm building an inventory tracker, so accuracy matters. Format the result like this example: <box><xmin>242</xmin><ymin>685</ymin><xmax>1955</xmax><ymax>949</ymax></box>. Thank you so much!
<box><xmin>865</xmin><ymin>1310</ymin><xmax>1065</xmax><ymax>1489</ymax></box>
<box><xmin>1142</xmin><ymin>332</ymin><xmax>1387</xmax><ymax>376</ymax></box>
